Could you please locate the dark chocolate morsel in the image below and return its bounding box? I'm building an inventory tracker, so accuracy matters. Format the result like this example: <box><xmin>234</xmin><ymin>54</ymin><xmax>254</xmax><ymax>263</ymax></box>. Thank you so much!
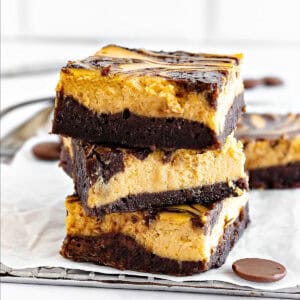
<box><xmin>232</xmin><ymin>258</ymin><xmax>286</xmax><ymax>283</ymax></box>
<box><xmin>243</xmin><ymin>76</ymin><xmax>284</xmax><ymax>89</ymax></box>
<box><xmin>32</xmin><ymin>142</ymin><xmax>61</xmax><ymax>161</ymax></box>
<box><xmin>263</xmin><ymin>76</ymin><xmax>284</xmax><ymax>86</ymax></box>
<box><xmin>243</xmin><ymin>79</ymin><xmax>263</xmax><ymax>89</ymax></box>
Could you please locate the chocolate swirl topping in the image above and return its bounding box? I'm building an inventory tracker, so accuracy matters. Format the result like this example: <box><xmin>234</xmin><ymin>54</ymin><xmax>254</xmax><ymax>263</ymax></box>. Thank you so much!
<box><xmin>64</xmin><ymin>44</ymin><xmax>242</xmax><ymax>106</ymax></box>
<box><xmin>236</xmin><ymin>113</ymin><xmax>300</xmax><ymax>141</ymax></box>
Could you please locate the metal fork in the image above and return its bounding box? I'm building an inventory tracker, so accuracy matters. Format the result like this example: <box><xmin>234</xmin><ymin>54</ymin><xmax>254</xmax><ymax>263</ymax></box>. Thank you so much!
<box><xmin>0</xmin><ymin>97</ymin><xmax>55</xmax><ymax>162</ymax></box>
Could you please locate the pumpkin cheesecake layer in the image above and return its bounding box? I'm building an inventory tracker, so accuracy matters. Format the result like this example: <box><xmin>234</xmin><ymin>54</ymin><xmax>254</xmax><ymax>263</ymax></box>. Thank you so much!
<box><xmin>236</xmin><ymin>113</ymin><xmax>300</xmax><ymax>188</ymax></box>
<box><xmin>61</xmin><ymin>135</ymin><xmax>248</xmax><ymax>216</ymax></box>
<box><xmin>52</xmin><ymin>45</ymin><xmax>244</xmax><ymax>150</ymax></box>
<box><xmin>61</xmin><ymin>194</ymin><xmax>249</xmax><ymax>276</ymax></box>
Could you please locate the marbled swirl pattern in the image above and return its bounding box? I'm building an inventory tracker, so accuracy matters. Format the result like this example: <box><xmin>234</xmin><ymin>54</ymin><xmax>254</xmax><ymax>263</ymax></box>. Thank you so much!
<box><xmin>237</xmin><ymin>113</ymin><xmax>300</xmax><ymax>140</ymax></box>
<box><xmin>65</xmin><ymin>44</ymin><xmax>242</xmax><ymax>96</ymax></box>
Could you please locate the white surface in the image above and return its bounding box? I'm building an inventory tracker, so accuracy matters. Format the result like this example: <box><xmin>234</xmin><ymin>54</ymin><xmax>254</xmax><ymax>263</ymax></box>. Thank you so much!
<box><xmin>214</xmin><ymin>0</ymin><xmax>300</xmax><ymax>42</ymax></box>
<box><xmin>1</xmin><ymin>283</ymin><xmax>266</xmax><ymax>300</ymax></box>
<box><xmin>1</xmin><ymin>135</ymin><xmax>300</xmax><ymax>291</ymax></box>
<box><xmin>25</xmin><ymin>0</ymin><xmax>206</xmax><ymax>40</ymax></box>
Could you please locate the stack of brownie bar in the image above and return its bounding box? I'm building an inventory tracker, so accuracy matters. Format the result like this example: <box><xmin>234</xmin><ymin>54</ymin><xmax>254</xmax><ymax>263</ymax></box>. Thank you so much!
<box><xmin>52</xmin><ymin>45</ymin><xmax>249</xmax><ymax>276</ymax></box>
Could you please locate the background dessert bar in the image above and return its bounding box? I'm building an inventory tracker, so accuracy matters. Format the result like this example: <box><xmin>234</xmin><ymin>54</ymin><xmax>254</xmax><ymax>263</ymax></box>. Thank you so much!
<box><xmin>236</xmin><ymin>113</ymin><xmax>300</xmax><ymax>188</ymax></box>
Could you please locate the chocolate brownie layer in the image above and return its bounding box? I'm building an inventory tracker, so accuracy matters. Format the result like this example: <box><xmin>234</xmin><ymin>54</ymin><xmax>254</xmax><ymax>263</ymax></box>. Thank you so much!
<box><xmin>81</xmin><ymin>179</ymin><xmax>248</xmax><ymax>217</ymax></box>
<box><xmin>60</xmin><ymin>203</ymin><xmax>249</xmax><ymax>276</ymax></box>
<box><xmin>53</xmin><ymin>93</ymin><xmax>244</xmax><ymax>150</ymax></box>
<box><xmin>249</xmin><ymin>162</ymin><xmax>300</xmax><ymax>189</ymax></box>
<box><xmin>61</xmin><ymin>135</ymin><xmax>248</xmax><ymax>216</ymax></box>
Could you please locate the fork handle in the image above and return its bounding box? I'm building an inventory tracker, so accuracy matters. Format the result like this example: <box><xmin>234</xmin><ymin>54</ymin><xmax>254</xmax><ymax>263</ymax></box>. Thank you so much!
<box><xmin>0</xmin><ymin>97</ymin><xmax>55</xmax><ymax>119</ymax></box>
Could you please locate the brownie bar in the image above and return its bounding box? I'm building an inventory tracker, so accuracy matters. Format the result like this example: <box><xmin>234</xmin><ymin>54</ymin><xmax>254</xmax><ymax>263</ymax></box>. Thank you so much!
<box><xmin>236</xmin><ymin>113</ymin><xmax>300</xmax><ymax>189</ymax></box>
<box><xmin>60</xmin><ymin>135</ymin><xmax>248</xmax><ymax>216</ymax></box>
<box><xmin>60</xmin><ymin>194</ymin><xmax>249</xmax><ymax>276</ymax></box>
<box><xmin>52</xmin><ymin>45</ymin><xmax>244</xmax><ymax>150</ymax></box>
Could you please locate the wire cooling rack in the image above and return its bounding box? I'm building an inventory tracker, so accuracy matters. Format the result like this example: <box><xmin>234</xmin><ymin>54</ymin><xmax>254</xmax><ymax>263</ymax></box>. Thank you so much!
<box><xmin>1</xmin><ymin>264</ymin><xmax>299</xmax><ymax>299</ymax></box>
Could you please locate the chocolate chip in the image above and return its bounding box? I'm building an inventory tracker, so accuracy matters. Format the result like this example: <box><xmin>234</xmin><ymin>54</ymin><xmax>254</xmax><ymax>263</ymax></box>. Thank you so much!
<box><xmin>122</xmin><ymin>109</ymin><xmax>131</xmax><ymax>120</ymax></box>
<box><xmin>263</xmin><ymin>76</ymin><xmax>284</xmax><ymax>86</ymax></box>
<box><xmin>232</xmin><ymin>258</ymin><xmax>286</xmax><ymax>283</ymax></box>
<box><xmin>161</xmin><ymin>150</ymin><xmax>174</xmax><ymax>163</ymax></box>
<box><xmin>243</xmin><ymin>79</ymin><xmax>263</xmax><ymax>89</ymax></box>
<box><xmin>191</xmin><ymin>217</ymin><xmax>204</xmax><ymax>229</ymax></box>
<box><xmin>149</xmin><ymin>145</ymin><xmax>156</xmax><ymax>152</ymax></box>
<box><xmin>32</xmin><ymin>142</ymin><xmax>61</xmax><ymax>161</ymax></box>
<box><xmin>131</xmin><ymin>215</ymin><xmax>138</xmax><ymax>223</ymax></box>
<box><xmin>244</xmin><ymin>77</ymin><xmax>284</xmax><ymax>89</ymax></box>
<box><xmin>101</xmin><ymin>65</ymin><xmax>111</xmax><ymax>76</ymax></box>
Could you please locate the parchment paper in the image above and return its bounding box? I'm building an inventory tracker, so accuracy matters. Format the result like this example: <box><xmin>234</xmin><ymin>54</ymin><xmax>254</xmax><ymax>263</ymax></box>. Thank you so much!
<box><xmin>1</xmin><ymin>135</ymin><xmax>300</xmax><ymax>290</ymax></box>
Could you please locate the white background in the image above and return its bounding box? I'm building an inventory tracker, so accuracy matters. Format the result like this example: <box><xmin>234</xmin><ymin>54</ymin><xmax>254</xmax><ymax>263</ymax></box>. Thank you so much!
<box><xmin>2</xmin><ymin>0</ymin><xmax>300</xmax><ymax>43</ymax></box>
